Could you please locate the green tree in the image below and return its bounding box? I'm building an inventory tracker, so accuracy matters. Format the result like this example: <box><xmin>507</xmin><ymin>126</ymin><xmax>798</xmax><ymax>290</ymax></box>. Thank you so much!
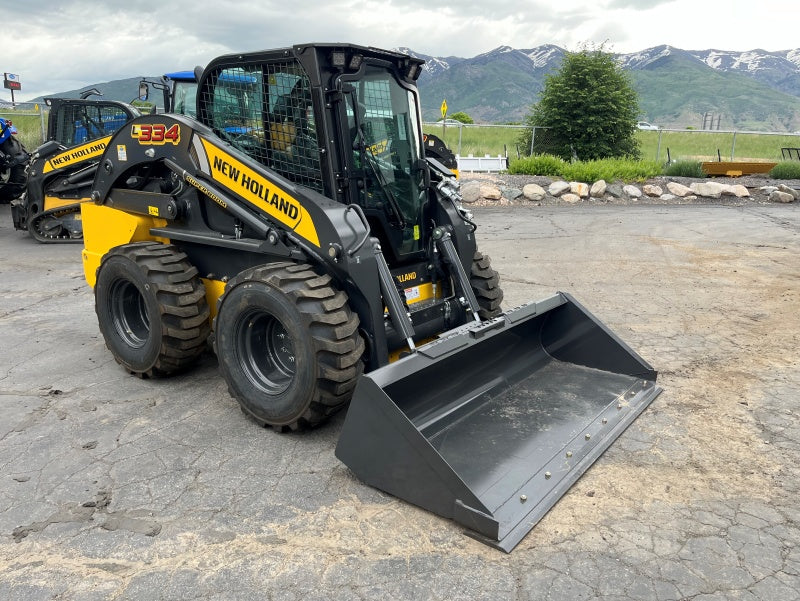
<box><xmin>518</xmin><ymin>46</ymin><xmax>641</xmax><ymax>161</ymax></box>
<box><xmin>450</xmin><ymin>111</ymin><xmax>474</xmax><ymax>124</ymax></box>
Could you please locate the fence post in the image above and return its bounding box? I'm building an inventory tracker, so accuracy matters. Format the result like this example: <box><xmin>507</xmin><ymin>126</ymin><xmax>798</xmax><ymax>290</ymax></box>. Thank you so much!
<box><xmin>656</xmin><ymin>129</ymin><xmax>662</xmax><ymax>163</ymax></box>
<box><xmin>39</xmin><ymin>104</ymin><xmax>46</xmax><ymax>144</ymax></box>
<box><xmin>529</xmin><ymin>126</ymin><xmax>535</xmax><ymax>156</ymax></box>
<box><xmin>730</xmin><ymin>131</ymin><xmax>737</xmax><ymax>161</ymax></box>
<box><xmin>458</xmin><ymin>124</ymin><xmax>463</xmax><ymax>157</ymax></box>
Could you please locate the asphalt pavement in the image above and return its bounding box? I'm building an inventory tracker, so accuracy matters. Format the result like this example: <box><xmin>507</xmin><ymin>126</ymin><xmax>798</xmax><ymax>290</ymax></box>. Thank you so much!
<box><xmin>1</xmin><ymin>201</ymin><xmax>799</xmax><ymax>600</ymax></box>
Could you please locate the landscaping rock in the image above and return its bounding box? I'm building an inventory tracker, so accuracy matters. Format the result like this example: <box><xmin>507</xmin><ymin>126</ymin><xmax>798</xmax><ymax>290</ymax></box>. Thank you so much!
<box><xmin>643</xmin><ymin>184</ymin><xmax>663</xmax><ymax>197</ymax></box>
<box><xmin>667</xmin><ymin>182</ymin><xmax>692</xmax><ymax>197</ymax></box>
<box><xmin>460</xmin><ymin>180</ymin><xmax>481</xmax><ymax>203</ymax></box>
<box><xmin>522</xmin><ymin>183</ymin><xmax>546</xmax><ymax>201</ymax></box>
<box><xmin>690</xmin><ymin>181</ymin><xmax>726</xmax><ymax>198</ymax></box>
<box><xmin>561</xmin><ymin>193</ymin><xmax>581</xmax><ymax>204</ymax></box>
<box><xmin>590</xmin><ymin>180</ymin><xmax>607</xmax><ymax>197</ymax></box>
<box><xmin>501</xmin><ymin>187</ymin><xmax>523</xmax><ymax>200</ymax></box>
<box><xmin>480</xmin><ymin>184</ymin><xmax>503</xmax><ymax>200</ymax></box>
<box><xmin>548</xmin><ymin>181</ymin><xmax>571</xmax><ymax>197</ymax></box>
<box><xmin>570</xmin><ymin>182</ymin><xmax>590</xmax><ymax>198</ymax></box>
<box><xmin>731</xmin><ymin>184</ymin><xmax>750</xmax><ymax>198</ymax></box>
<box><xmin>770</xmin><ymin>190</ymin><xmax>796</xmax><ymax>203</ymax></box>
<box><xmin>777</xmin><ymin>184</ymin><xmax>800</xmax><ymax>200</ymax></box>
<box><xmin>623</xmin><ymin>184</ymin><xmax>642</xmax><ymax>198</ymax></box>
<box><xmin>607</xmin><ymin>183</ymin><xmax>625</xmax><ymax>198</ymax></box>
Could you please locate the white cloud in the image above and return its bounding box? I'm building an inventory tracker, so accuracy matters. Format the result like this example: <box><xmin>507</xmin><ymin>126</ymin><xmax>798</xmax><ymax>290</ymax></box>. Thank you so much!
<box><xmin>2</xmin><ymin>0</ymin><xmax>799</xmax><ymax>100</ymax></box>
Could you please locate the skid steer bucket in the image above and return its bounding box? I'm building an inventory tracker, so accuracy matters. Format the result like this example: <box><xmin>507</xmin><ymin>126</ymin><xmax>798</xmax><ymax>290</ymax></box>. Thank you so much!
<box><xmin>335</xmin><ymin>292</ymin><xmax>662</xmax><ymax>552</ymax></box>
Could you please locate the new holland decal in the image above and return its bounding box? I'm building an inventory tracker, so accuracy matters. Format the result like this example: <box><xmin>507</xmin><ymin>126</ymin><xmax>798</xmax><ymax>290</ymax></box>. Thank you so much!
<box><xmin>43</xmin><ymin>135</ymin><xmax>112</xmax><ymax>174</ymax></box>
<box><xmin>197</xmin><ymin>137</ymin><xmax>320</xmax><ymax>247</ymax></box>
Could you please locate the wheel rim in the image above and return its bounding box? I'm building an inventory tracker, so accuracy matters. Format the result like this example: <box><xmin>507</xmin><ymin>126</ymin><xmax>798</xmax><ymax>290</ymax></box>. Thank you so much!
<box><xmin>108</xmin><ymin>279</ymin><xmax>150</xmax><ymax>348</ymax></box>
<box><xmin>235</xmin><ymin>309</ymin><xmax>295</xmax><ymax>394</ymax></box>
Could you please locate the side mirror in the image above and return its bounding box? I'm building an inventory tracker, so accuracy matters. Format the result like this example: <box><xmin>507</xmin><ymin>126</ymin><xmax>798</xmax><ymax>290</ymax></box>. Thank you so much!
<box><xmin>138</xmin><ymin>82</ymin><xmax>149</xmax><ymax>101</ymax></box>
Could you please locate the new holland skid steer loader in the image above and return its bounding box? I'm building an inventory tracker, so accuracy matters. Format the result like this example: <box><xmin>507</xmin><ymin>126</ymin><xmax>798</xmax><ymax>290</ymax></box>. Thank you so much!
<box><xmin>80</xmin><ymin>43</ymin><xmax>661</xmax><ymax>551</ymax></box>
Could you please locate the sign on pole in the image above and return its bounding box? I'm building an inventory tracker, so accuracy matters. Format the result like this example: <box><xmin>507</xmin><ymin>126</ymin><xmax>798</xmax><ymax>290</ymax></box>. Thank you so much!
<box><xmin>3</xmin><ymin>73</ymin><xmax>21</xmax><ymax>91</ymax></box>
<box><xmin>3</xmin><ymin>73</ymin><xmax>20</xmax><ymax>107</ymax></box>
<box><xmin>440</xmin><ymin>99</ymin><xmax>448</xmax><ymax>119</ymax></box>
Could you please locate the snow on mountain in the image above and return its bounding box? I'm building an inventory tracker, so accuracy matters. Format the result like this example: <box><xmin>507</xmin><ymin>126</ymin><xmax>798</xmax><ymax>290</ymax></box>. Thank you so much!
<box><xmin>522</xmin><ymin>45</ymin><xmax>564</xmax><ymax>68</ymax></box>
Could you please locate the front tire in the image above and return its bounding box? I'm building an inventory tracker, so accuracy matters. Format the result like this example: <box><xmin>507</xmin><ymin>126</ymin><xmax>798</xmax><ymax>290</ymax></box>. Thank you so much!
<box><xmin>214</xmin><ymin>263</ymin><xmax>364</xmax><ymax>431</ymax></box>
<box><xmin>94</xmin><ymin>242</ymin><xmax>211</xmax><ymax>377</ymax></box>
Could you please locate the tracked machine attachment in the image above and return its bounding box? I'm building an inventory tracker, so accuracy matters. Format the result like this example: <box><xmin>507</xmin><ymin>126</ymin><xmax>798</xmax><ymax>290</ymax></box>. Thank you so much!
<box><xmin>79</xmin><ymin>43</ymin><xmax>661</xmax><ymax>551</ymax></box>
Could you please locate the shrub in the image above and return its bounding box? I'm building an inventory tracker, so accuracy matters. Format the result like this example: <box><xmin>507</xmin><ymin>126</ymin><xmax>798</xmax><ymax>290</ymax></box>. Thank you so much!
<box><xmin>508</xmin><ymin>154</ymin><xmax>565</xmax><ymax>176</ymax></box>
<box><xmin>560</xmin><ymin>159</ymin><xmax>662</xmax><ymax>182</ymax></box>
<box><xmin>663</xmin><ymin>160</ymin><xmax>705</xmax><ymax>178</ymax></box>
<box><xmin>510</xmin><ymin>156</ymin><xmax>661</xmax><ymax>182</ymax></box>
<box><xmin>769</xmin><ymin>161</ymin><xmax>800</xmax><ymax>179</ymax></box>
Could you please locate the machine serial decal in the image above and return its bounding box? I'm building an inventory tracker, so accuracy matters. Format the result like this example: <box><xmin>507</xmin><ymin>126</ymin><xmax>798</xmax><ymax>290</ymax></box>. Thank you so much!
<box><xmin>131</xmin><ymin>123</ymin><xmax>181</xmax><ymax>146</ymax></box>
<box><xmin>43</xmin><ymin>135</ymin><xmax>112</xmax><ymax>174</ymax></box>
<box><xmin>198</xmin><ymin>137</ymin><xmax>320</xmax><ymax>247</ymax></box>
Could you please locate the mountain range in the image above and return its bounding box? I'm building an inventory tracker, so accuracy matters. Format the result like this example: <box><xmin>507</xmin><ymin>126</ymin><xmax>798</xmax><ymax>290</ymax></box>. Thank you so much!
<box><xmin>16</xmin><ymin>45</ymin><xmax>800</xmax><ymax>132</ymax></box>
<box><xmin>405</xmin><ymin>45</ymin><xmax>800</xmax><ymax>131</ymax></box>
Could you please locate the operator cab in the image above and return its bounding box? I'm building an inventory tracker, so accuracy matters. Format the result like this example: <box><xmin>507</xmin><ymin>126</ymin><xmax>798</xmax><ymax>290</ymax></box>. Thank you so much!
<box><xmin>196</xmin><ymin>44</ymin><xmax>430</xmax><ymax>264</ymax></box>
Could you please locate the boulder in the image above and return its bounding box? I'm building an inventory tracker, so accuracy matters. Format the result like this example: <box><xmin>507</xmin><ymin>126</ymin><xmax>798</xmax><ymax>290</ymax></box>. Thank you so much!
<box><xmin>502</xmin><ymin>187</ymin><xmax>523</xmax><ymax>200</ymax></box>
<box><xmin>607</xmin><ymin>183</ymin><xmax>625</xmax><ymax>198</ymax></box>
<box><xmin>459</xmin><ymin>181</ymin><xmax>482</xmax><ymax>204</ymax></box>
<box><xmin>730</xmin><ymin>185</ymin><xmax>750</xmax><ymax>198</ymax></box>
<box><xmin>690</xmin><ymin>181</ymin><xmax>727</xmax><ymax>199</ymax></box>
<box><xmin>480</xmin><ymin>184</ymin><xmax>503</xmax><ymax>201</ymax></box>
<box><xmin>666</xmin><ymin>182</ymin><xmax>692</xmax><ymax>197</ymax></box>
<box><xmin>777</xmin><ymin>184</ymin><xmax>800</xmax><ymax>200</ymax></box>
<box><xmin>623</xmin><ymin>184</ymin><xmax>642</xmax><ymax>198</ymax></box>
<box><xmin>570</xmin><ymin>182</ymin><xmax>590</xmax><ymax>198</ymax></box>
<box><xmin>659</xmin><ymin>194</ymin><xmax>677</xmax><ymax>201</ymax></box>
<box><xmin>561</xmin><ymin>193</ymin><xmax>581</xmax><ymax>204</ymax></box>
<box><xmin>522</xmin><ymin>183</ymin><xmax>546</xmax><ymax>201</ymax></box>
<box><xmin>548</xmin><ymin>181</ymin><xmax>571</xmax><ymax>197</ymax></box>
<box><xmin>770</xmin><ymin>190</ymin><xmax>796</xmax><ymax>203</ymax></box>
<box><xmin>643</xmin><ymin>184</ymin><xmax>663</xmax><ymax>197</ymax></box>
<box><xmin>590</xmin><ymin>180</ymin><xmax>607</xmax><ymax>197</ymax></box>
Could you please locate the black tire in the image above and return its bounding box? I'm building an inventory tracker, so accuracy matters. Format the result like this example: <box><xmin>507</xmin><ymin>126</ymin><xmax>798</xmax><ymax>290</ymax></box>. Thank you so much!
<box><xmin>470</xmin><ymin>251</ymin><xmax>504</xmax><ymax>319</ymax></box>
<box><xmin>214</xmin><ymin>263</ymin><xmax>364</xmax><ymax>431</ymax></box>
<box><xmin>95</xmin><ymin>242</ymin><xmax>211</xmax><ymax>377</ymax></box>
<box><xmin>0</xmin><ymin>163</ymin><xmax>26</xmax><ymax>203</ymax></box>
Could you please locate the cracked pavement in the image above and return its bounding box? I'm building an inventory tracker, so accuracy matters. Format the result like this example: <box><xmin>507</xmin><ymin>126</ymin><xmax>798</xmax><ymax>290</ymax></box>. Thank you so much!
<box><xmin>1</xmin><ymin>202</ymin><xmax>799</xmax><ymax>600</ymax></box>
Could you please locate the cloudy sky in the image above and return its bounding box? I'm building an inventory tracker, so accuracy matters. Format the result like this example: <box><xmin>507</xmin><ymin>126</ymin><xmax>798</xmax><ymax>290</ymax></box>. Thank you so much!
<box><xmin>4</xmin><ymin>0</ymin><xmax>799</xmax><ymax>101</ymax></box>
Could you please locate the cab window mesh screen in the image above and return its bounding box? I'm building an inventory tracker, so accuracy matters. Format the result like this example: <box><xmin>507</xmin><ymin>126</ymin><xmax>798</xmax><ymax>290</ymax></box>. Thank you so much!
<box><xmin>200</xmin><ymin>61</ymin><xmax>324</xmax><ymax>194</ymax></box>
<box><xmin>54</xmin><ymin>104</ymin><xmax>130</xmax><ymax>146</ymax></box>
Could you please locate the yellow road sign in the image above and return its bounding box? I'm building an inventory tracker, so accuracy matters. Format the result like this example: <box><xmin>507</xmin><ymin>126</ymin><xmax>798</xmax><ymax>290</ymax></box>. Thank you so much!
<box><xmin>441</xmin><ymin>99</ymin><xmax>448</xmax><ymax>118</ymax></box>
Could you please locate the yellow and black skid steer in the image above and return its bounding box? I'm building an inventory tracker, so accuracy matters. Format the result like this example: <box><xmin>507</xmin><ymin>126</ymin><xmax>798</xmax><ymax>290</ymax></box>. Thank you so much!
<box><xmin>80</xmin><ymin>43</ymin><xmax>661</xmax><ymax>552</ymax></box>
<box><xmin>11</xmin><ymin>96</ymin><xmax>141</xmax><ymax>242</ymax></box>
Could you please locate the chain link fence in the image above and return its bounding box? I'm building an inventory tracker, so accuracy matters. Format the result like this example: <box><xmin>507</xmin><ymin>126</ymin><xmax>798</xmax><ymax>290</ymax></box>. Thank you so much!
<box><xmin>0</xmin><ymin>102</ymin><xmax>47</xmax><ymax>150</ymax></box>
<box><xmin>422</xmin><ymin>122</ymin><xmax>800</xmax><ymax>166</ymax></box>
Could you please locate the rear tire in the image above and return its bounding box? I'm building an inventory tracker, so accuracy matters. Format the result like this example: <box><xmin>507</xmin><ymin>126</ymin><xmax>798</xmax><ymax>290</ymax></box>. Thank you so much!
<box><xmin>0</xmin><ymin>163</ymin><xmax>26</xmax><ymax>203</ymax></box>
<box><xmin>214</xmin><ymin>263</ymin><xmax>364</xmax><ymax>431</ymax></box>
<box><xmin>94</xmin><ymin>242</ymin><xmax>211</xmax><ymax>377</ymax></box>
<box><xmin>470</xmin><ymin>251</ymin><xmax>504</xmax><ymax>319</ymax></box>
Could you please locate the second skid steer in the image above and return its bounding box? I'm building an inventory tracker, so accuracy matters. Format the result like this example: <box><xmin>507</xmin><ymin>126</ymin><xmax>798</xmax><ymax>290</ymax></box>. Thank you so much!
<box><xmin>80</xmin><ymin>43</ymin><xmax>661</xmax><ymax>551</ymax></box>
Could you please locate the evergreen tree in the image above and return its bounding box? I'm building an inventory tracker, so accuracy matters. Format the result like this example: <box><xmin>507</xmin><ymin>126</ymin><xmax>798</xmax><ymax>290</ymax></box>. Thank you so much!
<box><xmin>518</xmin><ymin>46</ymin><xmax>641</xmax><ymax>161</ymax></box>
